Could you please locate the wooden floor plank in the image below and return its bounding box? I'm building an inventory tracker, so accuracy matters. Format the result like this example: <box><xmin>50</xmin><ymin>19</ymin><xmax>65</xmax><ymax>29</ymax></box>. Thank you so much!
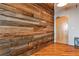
<box><xmin>32</xmin><ymin>43</ymin><xmax>79</xmax><ymax>56</ymax></box>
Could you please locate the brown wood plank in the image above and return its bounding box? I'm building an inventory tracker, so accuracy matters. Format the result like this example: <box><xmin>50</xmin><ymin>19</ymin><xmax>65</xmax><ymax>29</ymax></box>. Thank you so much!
<box><xmin>0</xmin><ymin>3</ymin><xmax>54</xmax><ymax>56</ymax></box>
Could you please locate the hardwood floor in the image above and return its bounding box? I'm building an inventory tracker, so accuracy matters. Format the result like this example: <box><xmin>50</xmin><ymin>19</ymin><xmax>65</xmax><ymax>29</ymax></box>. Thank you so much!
<box><xmin>32</xmin><ymin>43</ymin><xmax>79</xmax><ymax>56</ymax></box>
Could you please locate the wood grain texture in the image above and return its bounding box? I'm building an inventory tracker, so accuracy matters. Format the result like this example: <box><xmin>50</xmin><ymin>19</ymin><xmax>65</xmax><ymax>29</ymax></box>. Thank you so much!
<box><xmin>32</xmin><ymin>43</ymin><xmax>79</xmax><ymax>56</ymax></box>
<box><xmin>0</xmin><ymin>3</ymin><xmax>54</xmax><ymax>56</ymax></box>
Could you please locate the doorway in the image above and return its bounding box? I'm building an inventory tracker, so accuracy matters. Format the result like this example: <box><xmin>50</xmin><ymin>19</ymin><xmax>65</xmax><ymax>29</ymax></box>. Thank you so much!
<box><xmin>56</xmin><ymin>16</ymin><xmax>68</xmax><ymax>44</ymax></box>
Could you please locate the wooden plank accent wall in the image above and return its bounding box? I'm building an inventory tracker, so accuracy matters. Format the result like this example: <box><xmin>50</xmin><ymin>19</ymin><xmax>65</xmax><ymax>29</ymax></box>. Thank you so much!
<box><xmin>0</xmin><ymin>3</ymin><xmax>54</xmax><ymax>56</ymax></box>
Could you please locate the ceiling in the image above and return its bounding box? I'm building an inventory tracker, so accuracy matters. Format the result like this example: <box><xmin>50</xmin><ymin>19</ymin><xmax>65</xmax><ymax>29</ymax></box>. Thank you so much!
<box><xmin>55</xmin><ymin>3</ymin><xmax>79</xmax><ymax>13</ymax></box>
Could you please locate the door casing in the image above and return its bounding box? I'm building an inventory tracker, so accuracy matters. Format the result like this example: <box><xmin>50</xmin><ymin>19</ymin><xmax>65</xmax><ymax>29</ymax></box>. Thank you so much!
<box><xmin>56</xmin><ymin>16</ymin><xmax>68</xmax><ymax>44</ymax></box>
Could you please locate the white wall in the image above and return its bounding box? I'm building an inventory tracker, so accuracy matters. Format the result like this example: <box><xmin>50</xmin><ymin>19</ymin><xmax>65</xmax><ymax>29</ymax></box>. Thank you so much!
<box><xmin>55</xmin><ymin>7</ymin><xmax>79</xmax><ymax>45</ymax></box>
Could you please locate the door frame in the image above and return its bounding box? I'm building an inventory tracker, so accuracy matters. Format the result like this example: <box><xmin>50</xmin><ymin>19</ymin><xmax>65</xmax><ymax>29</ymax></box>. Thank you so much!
<box><xmin>56</xmin><ymin>16</ymin><xmax>69</xmax><ymax>44</ymax></box>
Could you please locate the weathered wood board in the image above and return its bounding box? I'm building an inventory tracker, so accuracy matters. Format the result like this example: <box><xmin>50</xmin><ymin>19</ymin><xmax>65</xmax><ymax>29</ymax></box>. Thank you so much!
<box><xmin>0</xmin><ymin>3</ymin><xmax>54</xmax><ymax>56</ymax></box>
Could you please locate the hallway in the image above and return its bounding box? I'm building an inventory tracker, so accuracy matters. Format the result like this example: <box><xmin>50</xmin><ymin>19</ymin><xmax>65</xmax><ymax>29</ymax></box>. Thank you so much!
<box><xmin>32</xmin><ymin>43</ymin><xmax>79</xmax><ymax>56</ymax></box>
